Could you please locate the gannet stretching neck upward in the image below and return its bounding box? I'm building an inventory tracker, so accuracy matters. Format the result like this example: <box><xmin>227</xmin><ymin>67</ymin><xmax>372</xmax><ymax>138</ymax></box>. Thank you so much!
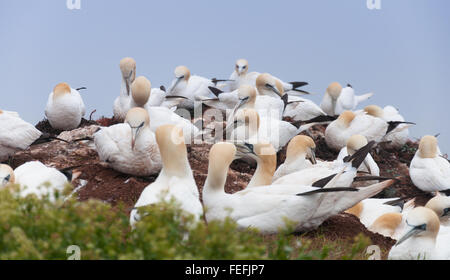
<box><xmin>320</xmin><ymin>82</ymin><xmax>373</xmax><ymax>116</ymax></box>
<box><xmin>130</xmin><ymin>125</ymin><xmax>203</xmax><ymax>227</ymax></box>
<box><xmin>114</xmin><ymin>57</ymin><xmax>136</xmax><ymax>121</ymax></box>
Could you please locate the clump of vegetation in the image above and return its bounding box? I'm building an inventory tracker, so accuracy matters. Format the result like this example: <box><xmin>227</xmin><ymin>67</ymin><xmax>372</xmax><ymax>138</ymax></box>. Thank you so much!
<box><xmin>0</xmin><ymin>187</ymin><xmax>371</xmax><ymax>260</ymax></box>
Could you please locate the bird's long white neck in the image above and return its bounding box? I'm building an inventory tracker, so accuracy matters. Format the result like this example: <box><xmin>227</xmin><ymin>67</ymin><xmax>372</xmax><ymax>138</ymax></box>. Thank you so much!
<box><xmin>248</xmin><ymin>159</ymin><xmax>275</xmax><ymax>188</ymax></box>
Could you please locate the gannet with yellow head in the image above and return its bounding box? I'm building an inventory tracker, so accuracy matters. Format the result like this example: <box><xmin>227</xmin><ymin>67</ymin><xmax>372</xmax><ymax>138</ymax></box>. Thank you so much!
<box><xmin>45</xmin><ymin>82</ymin><xmax>86</xmax><ymax>130</ymax></box>
<box><xmin>410</xmin><ymin>135</ymin><xmax>450</xmax><ymax>193</ymax></box>
<box><xmin>203</xmin><ymin>141</ymin><xmax>392</xmax><ymax>233</ymax></box>
<box><xmin>273</xmin><ymin>135</ymin><xmax>317</xmax><ymax>181</ymax></box>
<box><xmin>114</xmin><ymin>57</ymin><xmax>137</xmax><ymax>121</ymax></box>
<box><xmin>130</xmin><ymin>125</ymin><xmax>202</xmax><ymax>227</ymax></box>
<box><xmin>227</xmin><ymin>58</ymin><xmax>310</xmax><ymax>94</ymax></box>
<box><xmin>94</xmin><ymin>107</ymin><xmax>162</xmax><ymax>176</ymax></box>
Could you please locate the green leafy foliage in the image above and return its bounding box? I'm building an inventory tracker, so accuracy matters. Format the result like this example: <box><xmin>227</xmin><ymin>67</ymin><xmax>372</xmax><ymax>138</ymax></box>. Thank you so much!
<box><xmin>0</xmin><ymin>187</ymin><xmax>370</xmax><ymax>260</ymax></box>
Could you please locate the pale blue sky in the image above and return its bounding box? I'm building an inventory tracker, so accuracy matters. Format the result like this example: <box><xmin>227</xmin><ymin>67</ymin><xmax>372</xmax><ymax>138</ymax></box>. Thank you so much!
<box><xmin>0</xmin><ymin>0</ymin><xmax>449</xmax><ymax>150</ymax></box>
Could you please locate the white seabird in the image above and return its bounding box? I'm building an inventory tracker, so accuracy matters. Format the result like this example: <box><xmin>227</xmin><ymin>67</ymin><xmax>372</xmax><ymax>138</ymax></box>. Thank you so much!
<box><xmin>0</xmin><ymin>161</ymin><xmax>69</xmax><ymax>202</ymax></box>
<box><xmin>130</xmin><ymin>76</ymin><xmax>200</xmax><ymax>143</ymax></box>
<box><xmin>114</xmin><ymin>57</ymin><xmax>137</xmax><ymax>121</ymax></box>
<box><xmin>364</xmin><ymin>105</ymin><xmax>412</xmax><ymax>148</ymax></box>
<box><xmin>320</xmin><ymin>82</ymin><xmax>373</xmax><ymax>116</ymax></box>
<box><xmin>325</xmin><ymin>110</ymin><xmax>411</xmax><ymax>151</ymax></box>
<box><xmin>410</xmin><ymin>135</ymin><xmax>450</xmax><ymax>192</ymax></box>
<box><xmin>227</xmin><ymin>59</ymin><xmax>310</xmax><ymax>95</ymax></box>
<box><xmin>0</xmin><ymin>110</ymin><xmax>42</xmax><ymax>162</ymax></box>
<box><xmin>273</xmin><ymin>135</ymin><xmax>316</xmax><ymax>182</ymax></box>
<box><xmin>94</xmin><ymin>107</ymin><xmax>162</xmax><ymax>176</ymax></box>
<box><xmin>130</xmin><ymin>125</ymin><xmax>203</xmax><ymax>227</ymax></box>
<box><xmin>202</xmin><ymin>141</ymin><xmax>392</xmax><ymax>233</ymax></box>
<box><xmin>388</xmin><ymin>207</ymin><xmax>450</xmax><ymax>260</ymax></box>
<box><xmin>45</xmin><ymin>82</ymin><xmax>86</xmax><ymax>131</ymax></box>
<box><xmin>166</xmin><ymin>65</ymin><xmax>218</xmax><ymax>110</ymax></box>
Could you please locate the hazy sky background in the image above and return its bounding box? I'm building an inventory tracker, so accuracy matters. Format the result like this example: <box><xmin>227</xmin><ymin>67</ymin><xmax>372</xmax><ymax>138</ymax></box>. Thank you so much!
<box><xmin>0</xmin><ymin>0</ymin><xmax>449</xmax><ymax>151</ymax></box>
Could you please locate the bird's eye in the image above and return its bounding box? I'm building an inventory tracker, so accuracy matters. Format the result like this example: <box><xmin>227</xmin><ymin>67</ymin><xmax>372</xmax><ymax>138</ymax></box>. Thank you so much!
<box><xmin>243</xmin><ymin>66</ymin><xmax>246</xmax><ymax>69</ymax></box>
<box><xmin>417</xmin><ymin>224</ymin><xmax>427</xmax><ymax>231</ymax></box>
<box><xmin>443</xmin><ymin>208</ymin><xmax>450</xmax><ymax>217</ymax></box>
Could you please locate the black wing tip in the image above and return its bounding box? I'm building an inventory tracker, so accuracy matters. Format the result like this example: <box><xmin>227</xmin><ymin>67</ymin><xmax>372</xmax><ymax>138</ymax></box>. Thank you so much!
<box><xmin>344</xmin><ymin>141</ymin><xmax>376</xmax><ymax>169</ymax></box>
<box><xmin>312</xmin><ymin>173</ymin><xmax>338</xmax><ymax>188</ymax></box>
<box><xmin>297</xmin><ymin>187</ymin><xmax>358</xmax><ymax>196</ymax></box>
<box><xmin>160</xmin><ymin>85</ymin><xmax>166</xmax><ymax>92</ymax></box>
<box><xmin>208</xmin><ymin>86</ymin><xmax>224</xmax><ymax>97</ymax></box>
<box><xmin>289</xmin><ymin>81</ymin><xmax>309</xmax><ymax>89</ymax></box>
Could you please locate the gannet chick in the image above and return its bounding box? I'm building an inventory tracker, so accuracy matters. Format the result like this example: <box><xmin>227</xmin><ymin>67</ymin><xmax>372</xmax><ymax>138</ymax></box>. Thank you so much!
<box><xmin>0</xmin><ymin>161</ymin><xmax>69</xmax><ymax>202</ymax></box>
<box><xmin>321</xmin><ymin>83</ymin><xmax>373</xmax><ymax>116</ymax></box>
<box><xmin>388</xmin><ymin>207</ymin><xmax>449</xmax><ymax>260</ymax></box>
<box><xmin>235</xmin><ymin>142</ymin><xmax>277</xmax><ymax>188</ymax></box>
<box><xmin>325</xmin><ymin>110</ymin><xmax>405</xmax><ymax>151</ymax></box>
<box><xmin>228</xmin><ymin>59</ymin><xmax>310</xmax><ymax>94</ymax></box>
<box><xmin>94</xmin><ymin>107</ymin><xmax>162</xmax><ymax>176</ymax></box>
<box><xmin>130</xmin><ymin>125</ymin><xmax>202</xmax><ymax>227</ymax></box>
<box><xmin>410</xmin><ymin>135</ymin><xmax>450</xmax><ymax>192</ymax></box>
<box><xmin>45</xmin><ymin>82</ymin><xmax>86</xmax><ymax>130</ymax></box>
<box><xmin>114</xmin><ymin>57</ymin><xmax>136</xmax><ymax>121</ymax></box>
<box><xmin>336</xmin><ymin>135</ymin><xmax>379</xmax><ymax>176</ymax></box>
<box><xmin>0</xmin><ymin>110</ymin><xmax>42</xmax><ymax>162</ymax></box>
<box><xmin>130</xmin><ymin>76</ymin><xmax>200</xmax><ymax>144</ymax></box>
<box><xmin>273</xmin><ymin>136</ymin><xmax>316</xmax><ymax>181</ymax></box>
<box><xmin>364</xmin><ymin>105</ymin><xmax>412</xmax><ymax>148</ymax></box>
<box><xmin>166</xmin><ymin>65</ymin><xmax>217</xmax><ymax>110</ymax></box>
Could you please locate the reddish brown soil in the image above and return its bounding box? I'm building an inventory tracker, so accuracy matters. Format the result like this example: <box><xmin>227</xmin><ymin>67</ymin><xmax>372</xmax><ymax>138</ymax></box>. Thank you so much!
<box><xmin>35</xmin><ymin>118</ymin><xmax>98</xmax><ymax>135</ymax></box>
<box><xmin>8</xmin><ymin>115</ymin><xmax>434</xmax><ymax>259</ymax></box>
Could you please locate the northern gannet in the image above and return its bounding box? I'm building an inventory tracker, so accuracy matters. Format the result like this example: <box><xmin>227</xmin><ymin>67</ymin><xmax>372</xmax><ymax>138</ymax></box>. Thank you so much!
<box><xmin>0</xmin><ymin>110</ymin><xmax>42</xmax><ymax>162</ymax></box>
<box><xmin>273</xmin><ymin>141</ymin><xmax>386</xmax><ymax>190</ymax></box>
<box><xmin>130</xmin><ymin>125</ymin><xmax>203</xmax><ymax>227</ymax></box>
<box><xmin>273</xmin><ymin>135</ymin><xmax>316</xmax><ymax>181</ymax></box>
<box><xmin>364</xmin><ymin>105</ymin><xmax>412</xmax><ymax>148</ymax></box>
<box><xmin>230</xmin><ymin>108</ymin><xmax>299</xmax><ymax>152</ymax></box>
<box><xmin>325</xmin><ymin>110</ymin><xmax>410</xmax><ymax>151</ymax></box>
<box><xmin>370</xmin><ymin>194</ymin><xmax>450</xmax><ymax>240</ymax></box>
<box><xmin>336</xmin><ymin>134</ymin><xmax>380</xmax><ymax>176</ymax></box>
<box><xmin>0</xmin><ymin>161</ymin><xmax>69</xmax><ymax>202</ymax></box>
<box><xmin>130</xmin><ymin>76</ymin><xmax>200</xmax><ymax>143</ymax></box>
<box><xmin>94</xmin><ymin>107</ymin><xmax>162</xmax><ymax>176</ymax></box>
<box><xmin>235</xmin><ymin>142</ymin><xmax>277</xmax><ymax>188</ymax></box>
<box><xmin>283</xmin><ymin>95</ymin><xmax>331</xmax><ymax>122</ymax></box>
<box><xmin>388</xmin><ymin>207</ymin><xmax>450</xmax><ymax>260</ymax></box>
<box><xmin>227</xmin><ymin>59</ymin><xmax>310</xmax><ymax>95</ymax></box>
<box><xmin>166</xmin><ymin>65</ymin><xmax>218</xmax><ymax>110</ymax></box>
<box><xmin>410</xmin><ymin>135</ymin><xmax>450</xmax><ymax>192</ymax></box>
<box><xmin>203</xmin><ymin>141</ymin><xmax>392</xmax><ymax>233</ymax></box>
<box><xmin>45</xmin><ymin>82</ymin><xmax>86</xmax><ymax>131</ymax></box>
<box><xmin>114</xmin><ymin>57</ymin><xmax>136</xmax><ymax>121</ymax></box>
<box><xmin>320</xmin><ymin>82</ymin><xmax>373</xmax><ymax>116</ymax></box>
<box><xmin>345</xmin><ymin>197</ymin><xmax>403</xmax><ymax>229</ymax></box>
